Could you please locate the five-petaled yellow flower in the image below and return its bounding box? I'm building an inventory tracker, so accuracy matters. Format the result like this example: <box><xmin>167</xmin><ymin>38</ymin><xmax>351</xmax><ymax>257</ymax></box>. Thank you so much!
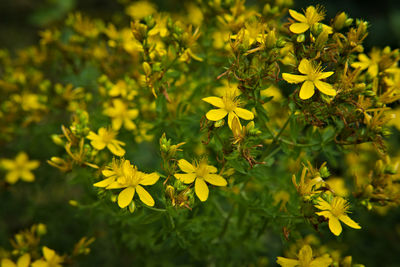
<box><xmin>282</xmin><ymin>58</ymin><xmax>336</xmax><ymax>100</ymax></box>
<box><xmin>104</xmin><ymin>99</ymin><xmax>138</xmax><ymax>131</ymax></box>
<box><xmin>277</xmin><ymin>244</ymin><xmax>332</xmax><ymax>267</ymax></box>
<box><xmin>315</xmin><ymin>196</ymin><xmax>361</xmax><ymax>236</ymax></box>
<box><xmin>0</xmin><ymin>152</ymin><xmax>40</xmax><ymax>184</ymax></box>
<box><xmin>288</xmin><ymin>6</ymin><xmax>326</xmax><ymax>34</ymax></box>
<box><xmin>94</xmin><ymin>159</ymin><xmax>159</xmax><ymax>208</ymax></box>
<box><xmin>87</xmin><ymin>127</ymin><xmax>126</xmax><ymax>156</ymax></box>
<box><xmin>175</xmin><ymin>159</ymin><xmax>227</xmax><ymax>202</ymax></box>
<box><xmin>1</xmin><ymin>253</ymin><xmax>31</xmax><ymax>267</ymax></box>
<box><xmin>203</xmin><ymin>89</ymin><xmax>254</xmax><ymax>129</ymax></box>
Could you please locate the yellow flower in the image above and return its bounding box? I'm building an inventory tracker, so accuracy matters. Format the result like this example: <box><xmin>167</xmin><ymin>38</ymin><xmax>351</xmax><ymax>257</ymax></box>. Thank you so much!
<box><xmin>87</xmin><ymin>127</ymin><xmax>125</xmax><ymax>156</ymax></box>
<box><xmin>351</xmin><ymin>49</ymin><xmax>381</xmax><ymax>77</ymax></box>
<box><xmin>203</xmin><ymin>89</ymin><xmax>254</xmax><ymax>128</ymax></box>
<box><xmin>175</xmin><ymin>159</ymin><xmax>227</xmax><ymax>202</ymax></box>
<box><xmin>1</xmin><ymin>254</ymin><xmax>30</xmax><ymax>267</ymax></box>
<box><xmin>104</xmin><ymin>99</ymin><xmax>138</xmax><ymax>131</ymax></box>
<box><xmin>94</xmin><ymin>159</ymin><xmax>159</xmax><ymax>208</ymax></box>
<box><xmin>277</xmin><ymin>245</ymin><xmax>332</xmax><ymax>267</ymax></box>
<box><xmin>125</xmin><ymin>1</ymin><xmax>156</xmax><ymax>20</ymax></box>
<box><xmin>315</xmin><ymin>196</ymin><xmax>361</xmax><ymax>236</ymax></box>
<box><xmin>288</xmin><ymin>6</ymin><xmax>327</xmax><ymax>34</ymax></box>
<box><xmin>282</xmin><ymin>58</ymin><xmax>336</xmax><ymax>100</ymax></box>
<box><xmin>31</xmin><ymin>246</ymin><xmax>63</xmax><ymax>267</ymax></box>
<box><xmin>0</xmin><ymin>152</ymin><xmax>40</xmax><ymax>184</ymax></box>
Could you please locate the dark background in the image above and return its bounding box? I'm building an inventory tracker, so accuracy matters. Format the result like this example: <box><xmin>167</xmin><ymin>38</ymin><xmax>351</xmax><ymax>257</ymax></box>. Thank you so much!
<box><xmin>2</xmin><ymin>0</ymin><xmax>400</xmax><ymax>51</ymax></box>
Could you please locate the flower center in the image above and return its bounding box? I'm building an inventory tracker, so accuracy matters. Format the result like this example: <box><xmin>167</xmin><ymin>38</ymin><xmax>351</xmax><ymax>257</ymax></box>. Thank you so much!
<box><xmin>222</xmin><ymin>96</ymin><xmax>237</xmax><ymax>112</ymax></box>
<box><xmin>330</xmin><ymin>197</ymin><xmax>348</xmax><ymax>217</ymax></box>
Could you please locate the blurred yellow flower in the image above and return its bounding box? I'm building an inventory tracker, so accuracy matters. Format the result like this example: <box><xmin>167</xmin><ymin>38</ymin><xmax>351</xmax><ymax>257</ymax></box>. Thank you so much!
<box><xmin>277</xmin><ymin>245</ymin><xmax>332</xmax><ymax>267</ymax></box>
<box><xmin>87</xmin><ymin>127</ymin><xmax>125</xmax><ymax>156</ymax></box>
<box><xmin>104</xmin><ymin>99</ymin><xmax>138</xmax><ymax>131</ymax></box>
<box><xmin>31</xmin><ymin>246</ymin><xmax>63</xmax><ymax>267</ymax></box>
<box><xmin>175</xmin><ymin>159</ymin><xmax>227</xmax><ymax>201</ymax></box>
<box><xmin>1</xmin><ymin>254</ymin><xmax>30</xmax><ymax>267</ymax></box>
<box><xmin>1</xmin><ymin>152</ymin><xmax>39</xmax><ymax>184</ymax></box>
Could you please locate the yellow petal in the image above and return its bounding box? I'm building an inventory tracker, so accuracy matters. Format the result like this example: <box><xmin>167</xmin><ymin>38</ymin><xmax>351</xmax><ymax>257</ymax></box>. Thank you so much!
<box><xmin>317</xmin><ymin>71</ymin><xmax>334</xmax><ymax>80</ymax></box>
<box><xmin>42</xmin><ymin>246</ymin><xmax>55</xmax><ymax>261</ymax></box>
<box><xmin>90</xmin><ymin>139</ymin><xmax>106</xmax><ymax>150</ymax></box>
<box><xmin>315</xmin><ymin>198</ymin><xmax>331</xmax><ymax>211</ymax></box>
<box><xmin>93</xmin><ymin>177</ymin><xmax>115</xmax><ymax>188</ymax></box>
<box><xmin>102</xmin><ymin>170</ymin><xmax>115</xmax><ymax>177</ymax></box>
<box><xmin>298</xmin><ymin>245</ymin><xmax>313</xmax><ymax>262</ymax></box>
<box><xmin>227</xmin><ymin>111</ymin><xmax>237</xmax><ymax>129</ymax></box>
<box><xmin>1</xmin><ymin>258</ymin><xmax>17</xmax><ymax>267</ymax></box>
<box><xmin>289</xmin><ymin>23</ymin><xmax>309</xmax><ymax>34</ymax></box>
<box><xmin>328</xmin><ymin>216</ymin><xmax>342</xmax><ymax>236</ymax></box>
<box><xmin>16</xmin><ymin>152</ymin><xmax>28</xmax><ymax>164</ymax></box>
<box><xmin>124</xmin><ymin>118</ymin><xmax>136</xmax><ymax>130</ymax></box>
<box><xmin>111</xmin><ymin>118</ymin><xmax>123</xmax><ymax>130</ymax></box>
<box><xmin>351</xmin><ymin>62</ymin><xmax>369</xmax><ymax>70</ymax></box>
<box><xmin>289</xmin><ymin>9</ymin><xmax>306</xmax><ymax>22</ymax></box>
<box><xmin>140</xmin><ymin>172</ymin><xmax>159</xmax><ymax>185</ymax></box>
<box><xmin>310</xmin><ymin>255</ymin><xmax>332</xmax><ymax>267</ymax></box>
<box><xmin>21</xmin><ymin>171</ymin><xmax>34</xmax><ymax>182</ymax></box>
<box><xmin>107</xmin><ymin>143</ymin><xmax>125</xmax><ymax>157</ymax></box>
<box><xmin>136</xmin><ymin>185</ymin><xmax>155</xmax><ymax>206</ymax></box>
<box><xmin>195</xmin><ymin>178</ymin><xmax>209</xmax><ymax>202</ymax></box>
<box><xmin>118</xmin><ymin>187</ymin><xmax>135</xmax><ymax>208</ymax></box>
<box><xmin>174</xmin><ymin>173</ymin><xmax>196</xmax><ymax>184</ymax></box>
<box><xmin>339</xmin><ymin>215</ymin><xmax>361</xmax><ymax>229</ymax></box>
<box><xmin>206</xmin><ymin>109</ymin><xmax>228</xmax><ymax>121</ymax></box>
<box><xmin>0</xmin><ymin>159</ymin><xmax>15</xmax><ymax>169</ymax></box>
<box><xmin>368</xmin><ymin>64</ymin><xmax>379</xmax><ymax>77</ymax></box>
<box><xmin>207</xmin><ymin>165</ymin><xmax>218</xmax><ymax>173</ymax></box>
<box><xmin>314</xmin><ymin>80</ymin><xmax>336</xmax><ymax>96</ymax></box>
<box><xmin>17</xmin><ymin>254</ymin><xmax>31</xmax><ymax>267</ymax></box>
<box><xmin>178</xmin><ymin>159</ymin><xmax>195</xmax><ymax>173</ymax></box>
<box><xmin>234</xmin><ymin>108</ymin><xmax>254</xmax><ymax>120</ymax></box>
<box><xmin>298</xmin><ymin>58</ymin><xmax>312</xmax><ymax>75</ymax></box>
<box><xmin>276</xmin><ymin>257</ymin><xmax>299</xmax><ymax>267</ymax></box>
<box><xmin>26</xmin><ymin>160</ymin><xmax>40</xmax><ymax>170</ymax></box>
<box><xmin>202</xmin><ymin>97</ymin><xmax>224</xmax><ymax>108</ymax></box>
<box><xmin>299</xmin><ymin>80</ymin><xmax>315</xmax><ymax>100</ymax></box>
<box><xmin>31</xmin><ymin>260</ymin><xmax>46</xmax><ymax>267</ymax></box>
<box><xmin>231</xmin><ymin>116</ymin><xmax>242</xmax><ymax>137</ymax></box>
<box><xmin>204</xmin><ymin>174</ymin><xmax>227</xmax><ymax>186</ymax></box>
<box><xmin>6</xmin><ymin>171</ymin><xmax>19</xmax><ymax>184</ymax></box>
<box><xmin>282</xmin><ymin>73</ymin><xmax>307</xmax><ymax>84</ymax></box>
